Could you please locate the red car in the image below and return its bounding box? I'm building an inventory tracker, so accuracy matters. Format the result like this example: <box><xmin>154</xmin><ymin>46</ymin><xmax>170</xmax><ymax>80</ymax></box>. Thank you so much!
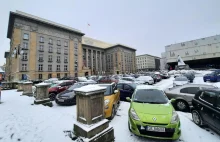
<box><xmin>98</xmin><ymin>76</ymin><xmax>118</xmax><ymax>83</ymax></box>
<box><xmin>49</xmin><ymin>81</ymin><xmax>75</xmax><ymax>100</ymax></box>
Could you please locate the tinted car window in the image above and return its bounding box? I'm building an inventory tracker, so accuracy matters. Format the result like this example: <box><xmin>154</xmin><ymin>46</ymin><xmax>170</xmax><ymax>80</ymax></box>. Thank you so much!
<box><xmin>66</xmin><ymin>82</ymin><xmax>73</xmax><ymax>86</ymax></box>
<box><xmin>200</xmin><ymin>91</ymin><xmax>216</xmax><ymax>104</ymax></box>
<box><xmin>60</xmin><ymin>82</ymin><xmax>66</xmax><ymax>87</ymax></box>
<box><xmin>187</xmin><ymin>87</ymin><xmax>199</xmax><ymax>94</ymax></box>
<box><xmin>180</xmin><ymin>88</ymin><xmax>188</xmax><ymax>93</ymax></box>
<box><xmin>117</xmin><ymin>84</ymin><xmax>123</xmax><ymax>89</ymax></box>
<box><xmin>124</xmin><ymin>85</ymin><xmax>132</xmax><ymax>90</ymax></box>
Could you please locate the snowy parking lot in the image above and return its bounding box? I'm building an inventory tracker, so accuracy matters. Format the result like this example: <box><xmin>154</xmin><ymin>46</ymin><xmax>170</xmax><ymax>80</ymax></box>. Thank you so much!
<box><xmin>0</xmin><ymin>74</ymin><xmax>220</xmax><ymax>142</ymax></box>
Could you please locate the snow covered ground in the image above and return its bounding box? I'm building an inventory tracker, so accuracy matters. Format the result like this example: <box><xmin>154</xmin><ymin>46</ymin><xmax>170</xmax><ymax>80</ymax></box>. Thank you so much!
<box><xmin>0</xmin><ymin>72</ymin><xmax>220</xmax><ymax>142</ymax></box>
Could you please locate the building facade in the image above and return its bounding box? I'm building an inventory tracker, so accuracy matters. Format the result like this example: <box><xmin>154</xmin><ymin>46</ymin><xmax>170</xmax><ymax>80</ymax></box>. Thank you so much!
<box><xmin>160</xmin><ymin>52</ymin><xmax>167</xmax><ymax>70</ymax></box>
<box><xmin>136</xmin><ymin>54</ymin><xmax>160</xmax><ymax>71</ymax></box>
<box><xmin>165</xmin><ymin>35</ymin><xmax>220</xmax><ymax>69</ymax></box>
<box><xmin>5</xmin><ymin>11</ymin><xmax>136</xmax><ymax>81</ymax></box>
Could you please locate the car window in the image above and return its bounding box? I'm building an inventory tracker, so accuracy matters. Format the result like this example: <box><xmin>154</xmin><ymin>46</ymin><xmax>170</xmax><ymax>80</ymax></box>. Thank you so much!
<box><xmin>124</xmin><ymin>85</ymin><xmax>131</xmax><ymax>90</ymax></box>
<box><xmin>200</xmin><ymin>91</ymin><xmax>216</xmax><ymax>105</ymax></box>
<box><xmin>60</xmin><ymin>82</ymin><xmax>66</xmax><ymax>87</ymax></box>
<box><xmin>117</xmin><ymin>84</ymin><xmax>123</xmax><ymax>90</ymax></box>
<box><xmin>187</xmin><ymin>87</ymin><xmax>200</xmax><ymax>94</ymax></box>
<box><xmin>180</xmin><ymin>88</ymin><xmax>188</xmax><ymax>93</ymax></box>
<box><xmin>66</xmin><ymin>82</ymin><xmax>73</xmax><ymax>86</ymax></box>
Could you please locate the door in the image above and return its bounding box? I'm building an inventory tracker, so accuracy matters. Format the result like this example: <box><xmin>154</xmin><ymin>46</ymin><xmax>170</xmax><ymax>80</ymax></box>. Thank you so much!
<box><xmin>199</xmin><ymin>91</ymin><xmax>216</xmax><ymax>127</ymax></box>
<box><xmin>214</xmin><ymin>95</ymin><xmax>220</xmax><ymax>131</ymax></box>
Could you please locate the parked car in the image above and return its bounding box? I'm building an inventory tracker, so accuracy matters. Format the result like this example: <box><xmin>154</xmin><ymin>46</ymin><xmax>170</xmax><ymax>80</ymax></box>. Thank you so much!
<box><xmin>183</xmin><ymin>72</ymin><xmax>195</xmax><ymax>83</ymax></box>
<box><xmin>203</xmin><ymin>70</ymin><xmax>220</xmax><ymax>82</ymax></box>
<box><xmin>96</xmin><ymin>83</ymin><xmax>120</xmax><ymax>119</ymax></box>
<box><xmin>59</xmin><ymin>76</ymin><xmax>77</xmax><ymax>81</ymax></box>
<box><xmin>160</xmin><ymin>72</ymin><xmax>170</xmax><ymax>79</ymax></box>
<box><xmin>119</xmin><ymin>77</ymin><xmax>144</xmax><ymax>84</ymax></box>
<box><xmin>49</xmin><ymin>80</ymin><xmax>75</xmax><ymax>100</ymax></box>
<box><xmin>191</xmin><ymin>88</ymin><xmax>220</xmax><ymax>134</ymax></box>
<box><xmin>165</xmin><ymin>84</ymin><xmax>216</xmax><ymax>111</ymax></box>
<box><xmin>153</xmin><ymin>74</ymin><xmax>162</xmax><ymax>82</ymax></box>
<box><xmin>126</xmin><ymin>85</ymin><xmax>181</xmax><ymax>140</ymax></box>
<box><xmin>117</xmin><ymin>83</ymin><xmax>137</xmax><ymax>101</ymax></box>
<box><xmin>136</xmin><ymin>76</ymin><xmax>154</xmax><ymax>85</ymax></box>
<box><xmin>98</xmin><ymin>76</ymin><xmax>118</xmax><ymax>84</ymax></box>
<box><xmin>173</xmin><ymin>76</ymin><xmax>189</xmax><ymax>87</ymax></box>
<box><xmin>44</xmin><ymin>78</ymin><xmax>59</xmax><ymax>84</ymax></box>
<box><xmin>55</xmin><ymin>82</ymin><xmax>94</xmax><ymax>105</ymax></box>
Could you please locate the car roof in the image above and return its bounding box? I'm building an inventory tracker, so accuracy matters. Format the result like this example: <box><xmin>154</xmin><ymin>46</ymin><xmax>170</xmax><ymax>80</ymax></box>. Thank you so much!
<box><xmin>136</xmin><ymin>85</ymin><xmax>163</xmax><ymax>91</ymax></box>
<box><xmin>200</xmin><ymin>87</ymin><xmax>220</xmax><ymax>92</ymax></box>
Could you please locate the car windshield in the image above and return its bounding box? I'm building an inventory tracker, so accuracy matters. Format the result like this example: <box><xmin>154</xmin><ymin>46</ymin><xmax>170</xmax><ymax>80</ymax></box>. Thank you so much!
<box><xmin>133</xmin><ymin>89</ymin><xmax>168</xmax><ymax>104</ymax></box>
<box><xmin>175</xmin><ymin>77</ymin><xmax>188</xmax><ymax>81</ymax></box>
<box><xmin>50</xmin><ymin>83</ymin><xmax>60</xmax><ymax>87</ymax></box>
<box><xmin>97</xmin><ymin>85</ymin><xmax>112</xmax><ymax>95</ymax></box>
<box><xmin>68</xmin><ymin>84</ymin><xmax>84</xmax><ymax>91</ymax></box>
<box><xmin>78</xmin><ymin>77</ymin><xmax>88</xmax><ymax>81</ymax></box>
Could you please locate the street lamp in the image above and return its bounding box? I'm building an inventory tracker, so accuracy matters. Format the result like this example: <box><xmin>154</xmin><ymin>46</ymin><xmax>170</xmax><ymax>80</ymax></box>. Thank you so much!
<box><xmin>11</xmin><ymin>44</ymin><xmax>24</xmax><ymax>58</ymax></box>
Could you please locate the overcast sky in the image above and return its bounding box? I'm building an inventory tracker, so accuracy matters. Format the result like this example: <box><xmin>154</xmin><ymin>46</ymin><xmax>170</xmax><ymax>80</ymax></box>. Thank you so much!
<box><xmin>1</xmin><ymin>0</ymin><xmax>220</xmax><ymax>65</ymax></box>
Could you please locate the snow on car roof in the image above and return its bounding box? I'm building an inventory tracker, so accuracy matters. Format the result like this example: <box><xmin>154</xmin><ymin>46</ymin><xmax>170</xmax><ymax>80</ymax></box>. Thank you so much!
<box><xmin>136</xmin><ymin>85</ymin><xmax>162</xmax><ymax>90</ymax></box>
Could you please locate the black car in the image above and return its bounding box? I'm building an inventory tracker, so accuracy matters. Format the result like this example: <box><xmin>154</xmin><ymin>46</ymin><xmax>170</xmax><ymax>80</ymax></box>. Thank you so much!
<box><xmin>55</xmin><ymin>82</ymin><xmax>89</xmax><ymax>105</ymax></box>
<box><xmin>191</xmin><ymin>88</ymin><xmax>220</xmax><ymax>134</ymax></box>
<box><xmin>116</xmin><ymin>83</ymin><xmax>137</xmax><ymax>101</ymax></box>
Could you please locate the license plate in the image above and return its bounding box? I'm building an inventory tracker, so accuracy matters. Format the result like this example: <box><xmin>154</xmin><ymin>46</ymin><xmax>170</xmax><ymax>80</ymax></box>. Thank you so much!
<box><xmin>58</xmin><ymin>99</ymin><xmax>64</xmax><ymax>102</ymax></box>
<box><xmin>146</xmin><ymin>126</ymin><xmax>165</xmax><ymax>132</ymax></box>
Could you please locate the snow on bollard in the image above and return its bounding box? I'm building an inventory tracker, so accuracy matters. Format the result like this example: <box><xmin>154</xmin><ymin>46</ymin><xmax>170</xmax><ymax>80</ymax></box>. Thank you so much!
<box><xmin>73</xmin><ymin>85</ymin><xmax>114</xmax><ymax>142</ymax></box>
<box><xmin>34</xmin><ymin>83</ymin><xmax>52</xmax><ymax>107</ymax></box>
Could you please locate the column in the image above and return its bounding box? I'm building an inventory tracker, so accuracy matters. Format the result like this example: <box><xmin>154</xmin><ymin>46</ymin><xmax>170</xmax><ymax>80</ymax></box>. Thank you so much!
<box><xmin>86</xmin><ymin>48</ymin><xmax>88</xmax><ymax>67</ymax></box>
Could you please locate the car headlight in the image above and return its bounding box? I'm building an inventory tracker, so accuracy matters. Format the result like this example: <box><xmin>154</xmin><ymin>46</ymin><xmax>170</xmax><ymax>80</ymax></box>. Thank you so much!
<box><xmin>130</xmin><ymin>108</ymin><xmax>140</xmax><ymax>121</ymax></box>
<box><xmin>171</xmin><ymin>110</ymin><xmax>179</xmax><ymax>124</ymax></box>
<box><xmin>104</xmin><ymin>99</ymin><xmax>110</xmax><ymax>109</ymax></box>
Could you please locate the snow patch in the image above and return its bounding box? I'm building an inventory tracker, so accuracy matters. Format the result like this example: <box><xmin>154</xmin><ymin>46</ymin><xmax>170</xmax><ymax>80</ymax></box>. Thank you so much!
<box><xmin>92</xmin><ymin>115</ymin><xmax>103</xmax><ymax>121</ymax></box>
<box><xmin>79</xmin><ymin>117</ymin><xmax>86</xmax><ymax>121</ymax></box>
<box><xmin>74</xmin><ymin>119</ymin><xmax>108</xmax><ymax>132</ymax></box>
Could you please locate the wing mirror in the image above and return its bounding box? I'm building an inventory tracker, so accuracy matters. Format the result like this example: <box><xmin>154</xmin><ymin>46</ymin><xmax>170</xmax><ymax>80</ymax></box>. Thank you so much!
<box><xmin>170</xmin><ymin>98</ymin><xmax>176</xmax><ymax>103</ymax></box>
<box><xmin>114</xmin><ymin>90</ymin><xmax>119</xmax><ymax>94</ymax></box>
<box><xmin>126</xmin><ymin>97</ymin><xmax>131</xmax><ymax>102</ymax></box>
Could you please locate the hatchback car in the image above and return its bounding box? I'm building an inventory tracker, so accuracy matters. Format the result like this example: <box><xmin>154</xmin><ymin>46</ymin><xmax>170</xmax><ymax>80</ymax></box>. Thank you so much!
<box><xmin>173</xmin><ymin>76</ymin><xmax>189</xmax><ymax>87</ymax></box>
<box><xmin>136</xmin><ymin>76</ymin><xmax>154</xmax><ymax>85</ymax></box>
<box><xmin>203</xmin><ymin>70</ymin><xmax>220</xmax><ymax>82</ymax></box>
<box><xmin>191</xmin><ymin>88</ymin><xmax>220</xmax><ymax>134</ymax></box>
<box><xmin>127</xmin><ymin>85</ymin><xmax>181</xmax><ymax>140</ymax></box>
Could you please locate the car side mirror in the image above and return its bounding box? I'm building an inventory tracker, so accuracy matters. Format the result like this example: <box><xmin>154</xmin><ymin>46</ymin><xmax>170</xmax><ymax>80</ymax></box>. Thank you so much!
<box><xmin>126</xmin><ymin>97</ymin><xmax>131</xmax><ymax>102</ymax></box>
<box><xmin>170</xmin><ymin>98</ymin><xmax>176</xmax><ymax>103</ymax></box>
<box><xmin>114</xmin><ymin>90</ymin><xmax>118</xmax><ymax>94</ymax></box>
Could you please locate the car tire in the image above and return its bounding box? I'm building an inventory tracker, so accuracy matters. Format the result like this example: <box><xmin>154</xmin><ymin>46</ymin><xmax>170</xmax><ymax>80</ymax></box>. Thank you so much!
<box><xmin>204</xmin><ymin>80</ymin><xmax>206</xmax><ymax>82</ymax></box>
<box><xmin>110</xmin><ymin>105</ymin><xmax>116</xmax><ymax>120</ymax></box>
<box><xmin>128</xmin><ymin>121</ymin><xmax>131</xmax><ymax>132</ymax></box>
<box><xmin>175</xmin><ymin>100</ymin><xmax>189</xmax><ymax>112</ymax></box>
<box><xmin>192</xmin><ymin>110</ymin><xmax>203</xmax><ymax>126</ymax></box>
<box><xmin>49</xmin><ymin>93</ymin><xmax>56</xmax><ymax>101</ymax></box>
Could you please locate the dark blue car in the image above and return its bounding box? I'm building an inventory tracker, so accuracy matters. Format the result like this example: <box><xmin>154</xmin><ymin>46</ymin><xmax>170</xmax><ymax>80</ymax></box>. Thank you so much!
<box><xmin>116</xmin><ymin>83</ymin><xmax>137</xmax><ymax>101</ymax></box>
<box><xmin>203</xmin><ymin>70</ymin><xmax>220</xmax><ymax>82</ymax></box>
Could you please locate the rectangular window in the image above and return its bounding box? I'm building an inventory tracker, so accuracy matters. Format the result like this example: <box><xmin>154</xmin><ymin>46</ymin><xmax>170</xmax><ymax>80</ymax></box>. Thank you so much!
<box><xmin>48</xmin><ymin>55</ymin><xmax>52</xmax><ymax>61</ymax></box>
<box><xmin>23</xmin><ymin>42</ymin><xmax>28</xmax><ymax>49</ymax></box>
<box><xmin>49</xmin><ymin>38</ymin><xmax>53</xmax><ymax>44</ymax></box>
<box><xmin>57</xmin><ymin>40</ymin><xmax>61</xmax><ymax>46</ymax></box>
<box><xmin>57</xmin><ymin>56</ymin><xmax>60</xmax><ymax>62</ymax></box>
<box><xmin>64</xmin><ymin>73</ymin><xmax>68</xmax><ymax>77</ymax></box>
<box><xmin>64</xmin><ymin>49</ymin><xmax>68</xmax><ymax>54</ymax></box>
<box><xmin>64</xmin><ymin>41</ymin><xmax>68</xmax><ymax>47</ymax></box>
<box><xmin>38</xmin><ymin>64</ymin><xmax>43</xmax><ymax>71</ymax></box>
<box><xmin>57</xmin><ymin>65</ymin><xmax>60</xmax><ymax>71</ymax></box>
<box><xmin>39</xmin><ymin>74</ymin><xmax>42</xmax><ymax>79</ymax></box>
<box><xmin>40</xmin><ymin>36</ymin><xmax>44</xmax><ymax>42</ymax></box>
<box><xmin>64</xmin><ymin>65</ymin><xmax>68</xmax><ymax>71</ymax></box>
<box><xmin>200</xmin><ymin>91</ymin><xmax>216</xmax><ymax>104</ymax></box>
<box><xmin>64</xmin><ymin>56</ymin><xmax>68</xmax><ymax>63</ymax></box>
<box><xmin>49</xmin><ymin>46</ymin><xmax>53</xmax><ymax>52</ymax></box>
<box><xmin>57</xmin><ymin>73</ymin><xmax>60</xmax><ymax>78</ymax></box>
<box><xmin>39</xmin><ymin>54</ymin><xmax>43</xmax><ymax>61</ymax></box>
<box><xmin>22</xmin><ymin>64</ymin><xmax>27</xmax><ymax>71</ymax></box>
<box><xmin>48</xmin><ymin>65</ymin><xmax>52</xmax><ymax>71</ymax></box>
<box><xmin>22</xmin><ymin>53</ymin><xmax>28</xmax><ymax>60</ymax></box>
<box><xmin>57</xmin><ymin>47</ymin><xmax>61</xmax><ymax>53</ymax></box>
<box><xmin>39</xmin><ymin>45</ymin><xmax>44</xmax><ymax>51</ymax></box>
<box><xmin>48</xmin><ymin>74</ymin><xmax>52</xmax><ymax>79</ymax></box>
<box><xmin>23</xmin><ymin>33</ymin><xmax>29</xmax><ymax>40</ymax></box>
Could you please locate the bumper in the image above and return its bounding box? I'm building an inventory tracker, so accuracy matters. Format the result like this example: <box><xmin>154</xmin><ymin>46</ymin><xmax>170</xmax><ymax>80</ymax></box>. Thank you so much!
<box><xmin>104</xmin><ymin>106</ymin><xmax>112</xmax><ymax>118</ymax></box>
<box><xmin>129</xmin><ymin>117</ymin><xmax>181</xmax><ymax>140</ymax></box>
<box><xmin>148</xmin><ymin>81</ymin><xmax>154</xmax><ymax>85</ymax></box>
<box><xmin>55</xmin><ymin>98</ymin><xmax>75</xmax><ymax>105</ymax></box>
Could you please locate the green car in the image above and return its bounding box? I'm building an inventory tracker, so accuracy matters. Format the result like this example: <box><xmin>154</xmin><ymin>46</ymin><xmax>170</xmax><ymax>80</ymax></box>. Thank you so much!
<box><xmin>127</xmin><ymin>85</ymin><xmax>181</xmax><ymax>140</ymax></box>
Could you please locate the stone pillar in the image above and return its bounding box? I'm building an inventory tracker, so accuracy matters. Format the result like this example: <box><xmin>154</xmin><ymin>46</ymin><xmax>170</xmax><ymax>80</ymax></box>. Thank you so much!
<box><xmin>73</xmin><ymin>85</ymin><xmax>114</xmax><ymax>142</ymax></box>
<box><xmin>22</xmin><ymin>82</ymin><xmax>33</xmax><ymax>96</ymax></box>
<box><xmin>34</xmin><ymin>83</ymin><xmax>52</xmax><ymax>107</ymax></box>
<box><xmin>17</xmin><ymin>82</ymin><xmax>24</xmax><ymax>91</ymax></box>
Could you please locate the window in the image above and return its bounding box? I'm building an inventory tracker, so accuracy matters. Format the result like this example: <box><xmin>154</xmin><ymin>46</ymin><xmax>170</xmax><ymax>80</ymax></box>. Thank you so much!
<box><xmin>64</xmin><ymin>65</ymin><xmax>68</xmax><ymax>71</ymax></box>
<box><xmin>64</xmin><ymin>49</ymin><xmax>68</xmax><ymax>54</ymax></box>
<box><xmin>39</xmin><ymin>74</ymin><xmax>42</xmax><ymax>79</ymax></box>
<box><xmin>117</xmin><ymin>84</ymin><xmax>123</xmax><ymax>90</ymax></box>
<box><xmin>22</xmin><ymin>53</ymin><xmax>28</xmax><ymax>60</ymax></box>
<box><xmin>23</xmin><ymin>42</ymin><xmax>28</xmax><ymax>49</ymax></box>
<box><xmin>180</xmin><ymin>88</ymin><xmax>188</xmax><ymax>93</ymax></box>
<box><xmin>22</xmin><ymin>64</ymin><xmax>27</xmax><ymax>71</ymax></box>
<box><xmin>39</xmin><ymin>54</ymin><xmax>43</xmax><ymax>61</ymax></box>
<box><xmin>65</xmin><ymin>73</ymin><xmax>68</xmax><ymax>77</ymax></box>
<box><xmin>57</xmin><ymin>73</ymin><xmax>60</xmax><ymax>78</ymax></box>
<box><xmin>57</xmin><ymin>65</ymin><xmax>60</xmax><ymax>71</ymax></box>
<box><xmin>187</xmin><ymin>87</ymin><xmax>200</xmax><ymax>94</ymax></box>
<box><xmin>49</xmin><ymin>46</ymin><xmax>53</xmax><ymax>52</ymax></box>
<box><xmin>49</xmin><ymin>38</ymin><xmax>53</xmax><ymax>44</ymax></box>
<box><xmin>40</xmin><ymin>36</ymin><xmax>44</xmax><ymax>42</ymax></box>
<box><xmin>64</xmin><ymin>56</ymin><xmax>68</xmax><ymax>63</ymax></box>
<box><xmin>39</xmin><ymin>45</ymin><xmax>44</xmax><ymax>51</ymax></box>
<box><xmin>200</xmin><ymin>91</ymin><xmax>216</xmax><ymax>104</ymax></box>
<box><xmin>23</xmin><ymin>33</ymin><xmax>29</xmax><ymax>40</ymax></box>
<box><xmin>48</xmin><ymin>55</ymin><xmax>52</xmax><ymax>61</ymax></box>
<box><xmin>57</xmin><ymin>56</ymin><xmax>60</xmax><ymax>62</ymax></box>
<box><xmin>38</xmin><ymin>64</ymin><xmax>43</xmax><ymax>71</ymax></box>
<box><xmin>57</xmin><ymin>40</ymin><xmax>61</xmax><ymax>46</ymax></box>
<box><xmin>48</xmin><ymin>74</ymin><xmax>52</xmax><ymax>79</ymax></box>
<box><xmin>124</xmin><ymin>85</ymin><xmax>132</xmax><ymax>90</ymax></box>
<box><xmin>57</xmin><ymin>47</ymin><xmax>61</xmax><ymax>53</ymax></box>
<box><xmin>48</xmin><ymin>65</ymin><xmax>52</xmax><ymax>71</ymax></box>
<box><xmin>64</xmin><ymin>41</ymin><xmax>68</xmax><ymax>47</ymax></box>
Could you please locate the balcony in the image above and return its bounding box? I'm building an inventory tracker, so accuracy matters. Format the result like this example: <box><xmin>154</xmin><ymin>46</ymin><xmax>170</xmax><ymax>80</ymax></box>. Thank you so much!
<box><xmin>64</xmin><ymin>53</ymin><xmax>68</xmax><ymax>55</ymax></box>
<box><xmin>57</xmin><ymin>60</ymin><xmax>61</xmax><ymax>63</ymax></box>
<box><xmin>20</xmin><ymin>70</ymin><xmax>28</xmax><ymax>72</ymax></box>
<box><xmin>38</xmin><ymin>70</ymin><xmax>43</xmax><ymax>72</ymax></box>
<box><xmin>39</xmin><ymin>50</ymin><xmax>44</xmax><ymax>52</ymax></box>
<box><xmin>21</xmin><ymin>59</ymin><xmax>28</xmax><ymax>61</ymax></box>
<box><xmin>38</xmin><ymin>59</ymin><xmax>44</xmax><ymax>62</ymax></box>
<box><xmin>57</xmin><ymin>52</ymin><xmax>61</xmax><ymax>54</ymax></box>
<box><xmin>48</xmin><ymin>60</ymin><xmax>53</xmax><ymax>63</ymax></box>
<box><xmin>64</xmin><ymin>61</ymin><xmax>68</xmax><ymax>63</ymax></box>
<box><xmin>56</xmin><ymin>70</ymin><xmax>61</xmax><ymax>72</ymax></box>
<box><xmin>48</xmin><ymin>51</ymin><xmax>53</xmax><ymax>53</ymax></box>
<box><xmin>22</xmin><ymin>48</ymin><xmax>28</xmax><ymax>50</ymax></box>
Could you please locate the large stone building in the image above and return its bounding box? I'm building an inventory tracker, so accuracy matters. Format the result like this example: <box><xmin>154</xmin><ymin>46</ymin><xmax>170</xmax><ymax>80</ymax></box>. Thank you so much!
<box><xmin>165</xmin><ymin>35</ymin><xmax>220</xmax><ymax>69</ymax></box>
<box><xmin>5</xmin><ymin>11</ymin><xmax>136</xmax><ymax>81</ymax></box>
<box><xmin>136</xmin><ymin>54</ymin><xmax>160</xmax><ymax>71</ymax></box>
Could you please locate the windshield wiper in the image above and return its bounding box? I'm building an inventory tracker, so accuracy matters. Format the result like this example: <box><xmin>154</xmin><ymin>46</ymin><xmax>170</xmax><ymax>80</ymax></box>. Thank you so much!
<box><xmin>133</xmin><ymin>100</ymin><xmax>146</xmax><ymax>103</ymax></box>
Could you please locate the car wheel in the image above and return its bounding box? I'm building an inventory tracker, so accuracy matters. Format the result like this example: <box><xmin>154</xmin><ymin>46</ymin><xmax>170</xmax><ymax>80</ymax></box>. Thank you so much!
<box><xmin>145</xmin><ymin>82</ymin><xmax>149</xmax><ymax>85</ymax></box>
<box><xmin>49</xmin><ymin>93</ymin><xmax>56</xmax><ymax>101</ymax></box>
<box><xmin>128</xmin><ymin>121</ymin><xmax>131</xmax><ymax>132</ymax></box>
<box><xmin>110</xmin><ymin>105</ymin><xmax>116</xmax><ymax>120</ymax></box>
<box><xmin>175</xmin><ymin>100</ymin><xmax>189</xmax><ymax>112</ymax></box>
<box><xmin>192</xmin><ymin>110</ymin><xmax>203</xmax><ymax>126</ymax></box>
<box><xmin>204</xmin><ymin>80</ymin><xmax>206</xmax><ymax>82</ymax></box>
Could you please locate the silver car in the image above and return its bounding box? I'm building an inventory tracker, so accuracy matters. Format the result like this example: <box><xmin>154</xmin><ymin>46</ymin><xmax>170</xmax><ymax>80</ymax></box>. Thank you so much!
<box><xmin>164</xmin><ymin>84</ymin><xmax>216</xmax><ymax>111</ymax></box>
